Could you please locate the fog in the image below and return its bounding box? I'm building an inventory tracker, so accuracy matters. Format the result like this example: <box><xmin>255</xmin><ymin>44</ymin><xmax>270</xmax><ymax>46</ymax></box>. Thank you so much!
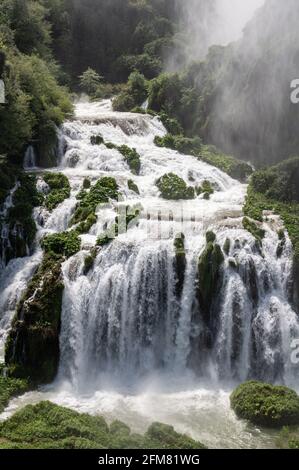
<box><xmin>169</xmin><ymin>0</ymin><xmax>264</xmax><ymax>67</ymax></box>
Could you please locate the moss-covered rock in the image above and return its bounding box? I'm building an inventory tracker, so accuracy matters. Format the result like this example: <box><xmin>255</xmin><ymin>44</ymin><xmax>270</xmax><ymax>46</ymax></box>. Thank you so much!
<box><xmin>1</xmin><ymin>172</ymin><xmax>41</xmax><ymax>265</ymax></box>
<box><xmin>0</xmin><ymin>376</ymin><xmax>29</xmax><ymax>414</ymax></box>
<box><xmin>242</xmin><ymin>217</ymin><xmax>265</xmax><ymax>244</ymax></box>
<box><xmin>70</xmin><ymin>176</ymin><xmax>119</xmax><ymax>234</ymax></box>
<box><xmin>230</xmin><ymin>381</ymin><xmax>299</xmax><ymax>428</ymax></box>
<box><xmin>118</xmin><ymin>145</ymin><xmax>141</xmax><ymax>175</ymax></box>
<box><xmin>43</xmin><ymin>172</ymin><xmax>71</xmax><ymax>211</ymax></box>
<box><xmin>196</xmin><ymin>180</ymin><xmax>214</xmax><ymax>199</ymax></box>
<box><xmin>174</xmin><ymin>233</ymin><xmax>186</xmax><ymax>297</ymax></box>
<box><xmin>90</xmin><ymin>135</ymin><xmax>104</xmax><ymax>145</ymax></box>
<box><xmin>41</xmin><ymin>231</ymin><xmax>81</xmax><ymax>258</ymax></box>
<box><xmin>156</xmin><ymin>173</ymin><xmax>195</xmax><ymax>200</ymax></box>
<box><xmin>0</xmin><ymin>401</ymin><xmax>206</xmax><ymax>449</ymax></box>
<box><xmin>197</xmin><ymin>232</ymin><xmax>224</xmax><ymax>322</ymax></box>
<box><xmin>5</xmin><ymin>255</ymin><xmax>64</xmax><ymax>385</ymax></box>
<box><xmin>83</xmin><ymin>177</ymin><xmax>91</xmax><ymax>189</ymax></box>
<box><xmin>128</xmin><ymin>179</ymin><xmax>140</xmax><ymax>194</ymax></box>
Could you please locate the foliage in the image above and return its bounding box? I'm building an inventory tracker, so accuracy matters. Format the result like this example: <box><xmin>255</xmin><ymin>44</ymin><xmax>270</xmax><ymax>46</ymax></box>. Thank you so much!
<box><xmin>198</xmin><ymin>146</ymin><xmax>253</xmax><ymax>182</ymax></box>
<box><xmin>230</xmin><ymin>381</ymin><xmax>299</xmax><ymax>427</ymax></box>
<box><xmin>0</xmin><ymin>376</ymin><xmax>29</xmax><ymax>414</ymax></box>
<box><xmin>154</xmin><ymin>134</ymin><xmax>202</xmax><ymax>155</ymax></box>
<box><xmin>242</xmin><ymin>217</ymin><xmax>265</xmax><ymax>244</ymax></box>
<box><xmin>43</xmin><ymin>172</ymin><xmax>71</xmax><ymax>211</ymax></box>
<box><xmin>113</xmin><ymin>71</ymin><xmax>148</xmax><ymax>111</ymax></box>
<box><xmin>0</xmin><ymin>401</ymin><xmax>205</xmax><ymax>449</ymax></box>
<box><xmin>79</xmin><ymin>67</ymin><xmax>103</xmax><ymax>96</ymax></box>
<box><xmin>156</xmin><ymin>173</ymin><xmax>195</xmax><ymax>200</ymax></box>
<box><xmin>70</xmin><ymin>177</ymin><xmax>119</xmax><ymax>234</ymax></box>
<box><xmin>118</xmin><ymin>145</ymin><xmax>141</xmax><ymax>175</ymax></box>
<box><xmin>243</xmin><ymin>158</ymin><xmax>299</xmax><ymax>310</ymax></box>
<box><xmin>41</xmin><ymin>231</ymin><xmax>81</xmax><ymax>258</ymax></box>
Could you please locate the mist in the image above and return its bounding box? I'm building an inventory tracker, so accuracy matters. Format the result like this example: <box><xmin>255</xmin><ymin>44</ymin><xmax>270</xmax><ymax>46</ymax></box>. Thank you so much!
<box><xmin>169</xmin><ymin>0</ymin><xmax>264</xmax><ymax>68</ymax></box>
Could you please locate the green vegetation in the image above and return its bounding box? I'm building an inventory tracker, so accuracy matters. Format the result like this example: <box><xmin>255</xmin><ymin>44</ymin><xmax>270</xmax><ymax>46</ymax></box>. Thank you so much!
<box><xmin>196</xmin><ymin>180</ymin><xmax>214</xmax><ymax>199</ymax></box>
<box><xmin>197</xmin><ymin>231</ymin><xmax>224</xmax><ymax>322</ymax></box>
<box><xmin>0</xmin><ymin>158</ymin><xmax>16</xmax><ymax>206</ymax></box>
<box><xmin>156</xmin><ymin>173</ymin><xmax>195</xmax><ymax>200</ymax></box>
<box><xmin>198</xmin><ymin>146</ymin><xmax>253</xmax><ymax>182</ymax></box>
<box><xmin>70</xmin><ymin>177</ymin><xmax>119</xmax><ymax>234</ymax></box>
<box><xmin>0</xmin><ymin>401</ymin><xmax>206</xmax><ymax>449</ymax></box>
<box><xmin>243</xmin><ymin>157</ymin><xmax>299</xmax><ymax>308</ymax></box>
<box><xmin>0</xmin><ymin>377</ymin><xmax>29</xmax><ymax>414</ymax></box>
<box><xmin>43</xmin><ymin>172</ymin><xmax>71</xmax><ymax>211</ymax></box>
<box><xmin>113</xmin><ymin>71</ymin><xmax>148</xmax><ymax>111</ymax></box>
<box><xmin>174</xmin><ymin>233</ymin><xmax>186</xmax><ymax>297</ymax></box>
<box><xmin>90</xmin><ymin>135</ymin><xmax>104</xmax><ymax>146</ymax></box>
<box><xmin>242</xmin><ymin>217</ymin><xmax>265</xmax><ymax>245</ymax></box>
<box><xmin>128</xmin><ymin>179</ymin><xmax>140</xmax><ymax>194</ymax></box>
<box><xmin>79</xmin><ymin>67</ymin><xmax>103</xmax><ymax>96</ymax></box>
<box><xmin>5</xmin><ymin>254</ymin><xmax>64</xmax><ymax>384</ymax></box>
<box><xmin>230</xmin><ymin>381</ymin><xmax>299</xmax><ymax>428</ymax></box>
<box><xmin>154</xmin><ymin>134</ymin><xmax>202</xmax><ymax>155</ymax></box>
<box><xmin>41</xmin><ymin>231</ymin><xmax>81</xmax><ymax>258</ymax></box>
<box><xmin>83</xmin><ymin>177</ymin><xmax>91</xmax><ymax>189</ymax></box>
<box><xmin>0</xmin><ymin>171</ymin><xmax>41</xmax><ymax>264</ymax></box>
<box><xmin>0</xmin><ymin>0</ymin><xmax>73</xmax><ymax>164</ymax></box>
<box><xmin>118</xmin><ymin>145</ymin><xmax>141</xmax><ymax>175</ymax></box>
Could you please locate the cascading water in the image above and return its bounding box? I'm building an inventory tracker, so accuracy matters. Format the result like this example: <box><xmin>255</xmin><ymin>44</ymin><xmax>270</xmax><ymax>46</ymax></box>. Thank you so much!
<box><xmin>1</xmin><ymin>99</ymin><xmax>298</xmax><ymax>448</ymax></box>
<box><xmin>23</xmin><ymin>145</ymin><xmax>37</xmax><ymax>170</ymax></box>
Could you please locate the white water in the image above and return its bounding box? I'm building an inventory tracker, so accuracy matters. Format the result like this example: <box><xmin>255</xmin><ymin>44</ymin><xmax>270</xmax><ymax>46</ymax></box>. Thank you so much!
<box><xmin>23</xmin><ymin>145</ymin><xmax>37</xmax><ymax>169</ymax></box>
<box><xmin>1</xmin><ymin>99</ymin><xmax>298</xmax><ymax>448</ymax></box>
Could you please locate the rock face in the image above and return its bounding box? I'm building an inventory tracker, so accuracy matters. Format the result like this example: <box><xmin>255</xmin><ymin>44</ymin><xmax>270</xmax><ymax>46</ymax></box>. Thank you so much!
<box><xmin>197</xmin><ymin>232</ymin><xmax>224</xmax><ymax>323</ymax></box>
<box><xmin>174</xmin><ymin>233</ymin><xmax>186</xmax><ymax>298</ymax></box>
<box><xmin>5</xmin><ymin>255</ymin><xmax>64</xmax><ymax>385</ymax></box>
<box><xmin>230</xmin><ymin>381</ymin><xmax>299</xmax><ymax>428</ymax></box>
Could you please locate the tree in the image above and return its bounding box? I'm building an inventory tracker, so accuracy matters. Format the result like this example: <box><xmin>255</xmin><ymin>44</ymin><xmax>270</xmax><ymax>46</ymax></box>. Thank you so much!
<box><xmin>79</xmin><ymin>68</ymin><xmax>103</xmax><ymax>96</ymax></box>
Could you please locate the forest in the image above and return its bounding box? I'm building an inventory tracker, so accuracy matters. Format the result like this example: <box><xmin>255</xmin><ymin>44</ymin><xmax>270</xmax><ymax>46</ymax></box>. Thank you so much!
<box><xmin>0</xmin><ymin>0</ymin><xmax>299</xmax><ymax>454</ymax></box>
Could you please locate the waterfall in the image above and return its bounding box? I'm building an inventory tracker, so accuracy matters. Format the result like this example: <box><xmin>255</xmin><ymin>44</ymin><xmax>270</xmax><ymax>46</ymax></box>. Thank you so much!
<box><xmin>52</xmin><ymin>100</ymin><xmax>299</xmax><ymax>390</ymax></box>
<box><xmin>23</xmin><ymin>145</ymin><xmax>36</xmax><ymax>169</ymax></box>
<box><xmin>1</xmin><ymin>99</ymin><xmax>298</xmax><ymax>390</ymax></box>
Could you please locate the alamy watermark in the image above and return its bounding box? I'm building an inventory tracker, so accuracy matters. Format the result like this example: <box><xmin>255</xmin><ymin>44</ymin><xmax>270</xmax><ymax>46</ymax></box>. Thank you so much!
<box><xmin>0</xmin><ymin>79</ymin><xmax>5</xmax><ymax>104</ymax></box>
<box><xmin>290</xmin><ymin>79</ymin><xmax>299</xmax><ymax>104</ymax></box>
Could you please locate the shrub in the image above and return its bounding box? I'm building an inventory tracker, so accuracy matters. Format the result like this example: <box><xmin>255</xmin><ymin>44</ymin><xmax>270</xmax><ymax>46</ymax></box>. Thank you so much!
<box><xmin>230</xmin><ymin>381</ymin><xmax>299</xmax><ymax>427</ymax></box>
<box><xmin>156</xmin><ymin>173</ymin><xmax>195</xmax><ymax>200</ymax></box>
<box><xmin>41</xmin><ymin>231</ymin><xmax>81</xmax><ymax>258</ymax></box>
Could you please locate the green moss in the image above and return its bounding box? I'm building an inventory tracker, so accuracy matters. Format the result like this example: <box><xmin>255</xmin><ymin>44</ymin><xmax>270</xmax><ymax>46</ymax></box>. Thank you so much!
<box><xmin>230</xmin><ymin>381</ymin><xmax>299</xmax><ymax>428</ymax></box>
<box><xmin>223</xmin><ymin>238</ymin><xmax>231</xmax><ymax>255</ymax></box>
<box><xmin>0</xmin><ymin>401</ymin><xmax>205</xmax><ymax>449</ymax></box>
<box><xmin>154</xmin><ymin>134</ymin><xmax>201</xmax><ymax>155</ymax></box>
<box><xmin>43</xmin><ymin>173</ymin><xmax>71</xmax><ymax>211</ymax></box>
<box><xmin>1</xmin><ymin>172</ymin><xmax>40</xmax><ymax>264</ymax></box>
<box><xmin>41</xmin><ymin>231</ymin><xmax>81</xmax><ymax>258</ymax></box>
<box><xmin>118</xmin><ymin>145</ymin><xmax>141</xmax><ymax>175</ymax></box>
<box><xmin>197</xmin><ymin>234</ymin><xmax>224</xmax><ymax>322</ymax></box>
<box><xmin>242</xmin><ymin>217</ymin><xmax>265</xmax><ymax>244</ymax></box>
<box><xmin>0</xmin><ymin>158</ymin><xmax>17</xmax><ymax>206</ymax></box>
<box><xmin>198</xmin><ymin>145</ymin><xmax>253</xmax><ymax>182</ymax></box>
<box><xmin>156</xmin><ymin>173</ymin><xmax>195</xmax><ymax>200</ymax></box>
<box><xmin>83</xmin><ymin>177</ymin><xmax>91</xmax><ymax>189</ymax></box>
<box><xmin>5</xmin><ymin>255</ymin><xmax>64</xmax><ymax>385</ymax></box>
<box><xmin>206</xmin><ymin>231</ymin><xmax>216</xmax><ymax>243</ymax></box>
<box><xmin>83</xmin><ymin>248</ymin><xmax>98</xmax><ymax>275</ymax></box>
<box><xmin>174</xmin><ymin>233</ymin><xmax>186</xmax><ymax>297</ymax></box>
<box><xmin>90</xmin><ymin>135</ymin><xmax>104</xmax><ymax>145</ymax></box>
<box><xmin>243</xmin><ymin>158</ymin><xmax>299</xmax><ymax>309</ymax></box>
<box><xmin>0</xmin><ymin>377</ymin><xmax>29</xmax><ymax>414</ymax></box>
<box><xmin>158</xmin><ymin>113</ymin><xmax>183</xmax><ymax>135</ymax></box>
<box><xmin>70</xmin><ymin>177</ymin><xmax>119</xmax><ymax>234</ymax></box>
<box><xmin>128</xmin><ymin>179</ymin><xmax>140</xmax><ymax>194</ymax></box>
